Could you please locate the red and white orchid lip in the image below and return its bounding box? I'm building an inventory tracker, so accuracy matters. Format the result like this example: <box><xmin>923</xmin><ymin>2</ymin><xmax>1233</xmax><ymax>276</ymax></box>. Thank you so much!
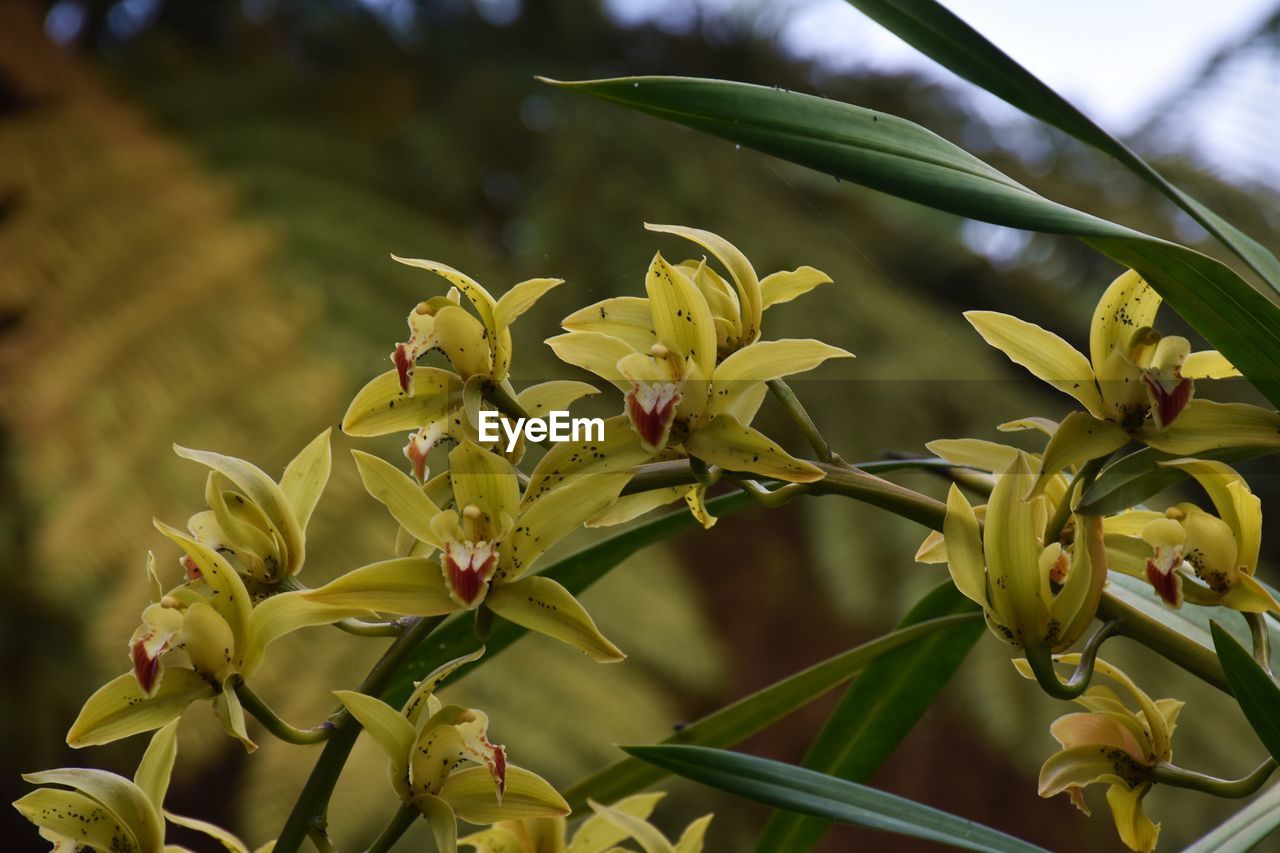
<box><xmin>625</xmin><ymin>380</ymin><xmax>682</xmax><ymax>450</ymax></box>
<box><xmin>1145</xmin><ymin>545</ymin><xmax>1185</xmax><ymax>608</ymax></box>
<box><xmin>393</xmin><ymin>343</ymin><xmax>416</xmax><ymax>395</ymax></box>
<box><xmin>403</xmin><ymin>422</ymin><xmax>447</xmax><ymax>482</ymax></box>
<box><xmin>1141</xmin><ymin>371</ymin><xmax>1192</xmax><ymax>430</ymax></box>
<box><xmin>443</xmin><ymin>540</ymin><xmax>499</xmax><ymax>607</ymax></box>
<box><xmin>130</xmin><ymin>619</ymin><xmax>180</xmax><ymax>696</ymax></box>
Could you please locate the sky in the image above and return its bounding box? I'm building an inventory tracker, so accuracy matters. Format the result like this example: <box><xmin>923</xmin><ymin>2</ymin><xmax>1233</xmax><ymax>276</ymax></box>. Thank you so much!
<box><xmin>609</xmin><ymin>0</ymin><xmax>1277</xmax><ymax>132</ymax></box>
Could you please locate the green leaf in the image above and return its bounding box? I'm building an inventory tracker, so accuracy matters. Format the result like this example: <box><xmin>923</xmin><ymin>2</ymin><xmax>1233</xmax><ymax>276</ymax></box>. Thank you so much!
<box><xmin>379</xmin><ymin>491</ymin><xmax>753</xmax><ymax>704</ymax></box>
<box><xmin>1211</xmin><ymin>621</ymin><xmax>1280</xmax><ymax>764</ymax></box>
<box><xmin>1078</xmin><ymin>446</ymin><xmax>1277</xmax><ymax>515</ymax></box>
<box><xmin>546</xmin><ymin>76</ymin><xmax>1280</xmax><ymax>408</ymax></box>
<box><xmin>623</xmin><ymin>745</ymin><xmax>1046</xmax><ymax>853</ymax></box>
<box><xmin>839</xmin><ymin>0</ymin><xmax>1280</xmax><ymax>295</ymax></box>
<box><xmin>1104</xmin><ymin>574</ymin><xmax>1280</xmax><ymax>695</ymax></box>
<box><xmin>561</xmin><ymin>611</ymin><xmax>979</xmax><ymax>812</ymax></box>
<box><xmin>1184</xmin><ymin>779</ymin><xmax>1280</xmax><ymax>852</ymax></box>
<box><xmin>755</xmin><ymin>582</ymin><xmax>982</xmax><ymax>851</ymax></box>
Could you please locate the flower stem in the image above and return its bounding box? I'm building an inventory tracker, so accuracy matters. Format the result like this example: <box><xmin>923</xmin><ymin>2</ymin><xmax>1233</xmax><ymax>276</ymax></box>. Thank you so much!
<box><xmin>233</xmin><ymin>680</ymin><xmax>335</xmax><ymax>745</ymax></box>
<box><xmin>767</xmin><ymin>378</ymin><xmax>842</xmax><ymax>464</ymax></box>
<box><xmin>333</xmin><ymin>617</ymin><xmax>405</xmax><ymax>638</ymax></box>
<box><xmin>275</xmin><ymin>615</ymin><xmax>447</xmax><ymax>853</ymax></box>
<box><xmin>1153</xmin><ymin>758</ymin><xmax>1277</xmax><ymax>798</ymax></box>
<box><xmin>1023</xmin><ymin>621</ymin><xmax>1120</xmax><ymax>699</ymax></box>
<box><xmin>1246</xmin><ymin>612</ymin><xmax>1274</xmax><ymax>676</ymax></box>
<box><xmin>306</xmin><ymin>827</ymin><xmax>337</xmax><ymax>853</ymax></box>
<box><xmin>366</xmin><ymin>803</ymin><xmax>419</xmax><ymax>853</ymax></box>
<box><xmin>1045</xmin><ymin>455</ymin><xmax>1108</xmax><ymax>544</ymax></box>
<box><xmin>737</xmin><ymin>478</ymin><xmax>808</xmax><ymax>508</ymax></box>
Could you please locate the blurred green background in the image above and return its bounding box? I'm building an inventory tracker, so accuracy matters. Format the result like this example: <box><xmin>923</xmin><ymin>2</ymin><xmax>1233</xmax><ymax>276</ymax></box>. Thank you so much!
<box><xmin>3</xmin><ymin>1</ymin><xmax>1280</xmax><ymax>849</ymax></box>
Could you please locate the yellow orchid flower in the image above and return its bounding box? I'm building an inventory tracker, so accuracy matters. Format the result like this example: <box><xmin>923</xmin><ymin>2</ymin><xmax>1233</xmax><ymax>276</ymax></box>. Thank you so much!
<box><xmin>1018</xmin><ymin>656</ymin><xmax>1181</xmax><ymax>852</ymax></box>
<box><xmin>966</xmin><ymin>269</ymin><xmax>1280</xmax><ymax>489</ymax></box>
<box><xmin>16</xmin><ymin>720</ymin><xmax>274</xmax><ymax>852</ymax></box>
<box><xmin>390</xmin><ymin>256</ymin><xmax>563</xmax><ymax>387</ymax></box>
<box><xmin>345</xmin><ymin>258</ymin><xmax>597</xmax><ymax>478</ymax></box>
<box><xmin>68</xmin><ymin>539</ymin><xmax>361</xmax><ymax>750</ymax></box>
<box><xmin>939</xmin><ymin>451</ymin><xmax>1105</xmax><ymax>652</ymax></box>
<box><xmin>300</xmin><ymin>441</ymin><xmax>628</xmax><ymax>661</ymax></box>
<box><xmin>458</xmin><ymin>791</ymin><xmax>712</xmax><ymax>853</ymax></box>
<box><xmin>334</xmin><ymin>650</ymin><xmax>568</xmax><ymax>853</ymax></box>
<box><xmin>1104</xmin><ymin>459</ymin><xmax>1276</xmax><ymax>612</ymax></box>
<box><xmin>545</xmin><ymin>226</ymin><xmax>850</xmax><ymax>525</ymax></box>
<box><xmin>177</xmin><ymin>430</ymin><xmax>331</xmax><ymax>583</ymax></box>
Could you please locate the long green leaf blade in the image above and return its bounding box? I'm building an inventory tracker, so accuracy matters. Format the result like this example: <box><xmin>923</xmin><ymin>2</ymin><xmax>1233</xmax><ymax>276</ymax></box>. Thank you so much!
<box><xmin>624</xmin><ymin>745</ymin><xmax>1046</xmax><ymax>853</ymax></box>
<box><xmin>561</xmin><ymin>610</ymin><xmax>980</xmax><ymax>811</ymax></box>
<box><xmin>841</xmin><ymin>0</ymin><xmax>1280</xmax><ymax>294</ymax></box>
<box><xmin>755</xmin><ymin>581</ymin><xmax>982</xmax><ymax>851</ymax></box>
<box><xmin>1184</xmin><ymin>780</ymin><xmax>1280</xmax><ymax>852</ymax></box>
<box><xmin>1211</xmin><ymin>621</ymin><xmax>1280</xmax><ymax>764</ymax></box>
<box><xmin>547</xmin><ymin>76</ymin><xmax>1280</xmax><ymax>407</ymax></box>
<box><xmin>1078</xmin><ymin>446</ymin><xmax>1277</xmax><ymax>516</ymax></box>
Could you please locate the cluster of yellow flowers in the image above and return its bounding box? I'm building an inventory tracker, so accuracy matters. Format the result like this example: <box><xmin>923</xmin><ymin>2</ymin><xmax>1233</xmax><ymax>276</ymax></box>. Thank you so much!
<box><xmin>15</xmin><ymin>226</ymin><xmax>1280</xmax><ymax>852</ymax></box>
<box><xmin>16</xmin><ymin>224</ymin><xmax>850</xmax><ymax>851</ymax></box>
<box><xmin>922</xmin><ymin>270</ymin><xmax>1280</xmax><ymax>851</ymax></box>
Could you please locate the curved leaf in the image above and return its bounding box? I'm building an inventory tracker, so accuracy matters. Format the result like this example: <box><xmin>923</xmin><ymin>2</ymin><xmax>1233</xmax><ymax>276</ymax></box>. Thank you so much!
<box><xmin>755</xmin><ymin>582</ymin><xmax>982</xmax><ymax>851</ymax></box>
<box><xmin>1078</xmin><ymin>445</ymin><xmax>1276</xmax><ymax>515</ymax></box>
<box><xmin>624</xmin><ymin>745</ymin><xmax>1045</xmax><ymax>853</ymax></box>
<box><xmin>545</xmin><ymin>76</ymin><xmax>1280</xmax><ymax>407</ymax></box>
<box><xmin>562</xmin><ymin>611</ymin><xmax>979</xmax><ymax>812</ymax></box>
<box><xmin>1211</xmin><ymin>621</ymin><xmax>1280</xmax><ymax>763</ymax></box>
<box><xmin>839</xmin><ymin>0</ymin><xmax>1280</xmax><ymax>294</ymax></box>
<box><xmin>1184</xmin><ymin>780</ymin><xmax>1280</xmax><ymax>852</ymax></box>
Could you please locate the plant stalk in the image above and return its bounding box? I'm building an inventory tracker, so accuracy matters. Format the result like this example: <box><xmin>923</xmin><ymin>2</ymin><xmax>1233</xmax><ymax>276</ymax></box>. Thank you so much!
<box><xmin>275</xmin><ymin>615</ymin><xmax>447</xmax><ymax>853</ymax></box>
<box><xmin>1153</xmin><ymin>759</ymin><xmax>1277</xmax><ymax>798</ymax></box>
<box><xmin>768</xmin><ymin>378</ymin><xmax>842</xmax><ymax>464</ymax></box>
<box><xmin>234</xmin><ymin>680</ymin><xmax>335</xmax><ymax>746</ymax></box>
<box><xmin>366</xmin><ymin>803</ymin><xmax>420</xmax><ymax>853</ymax></box>
<box><xmin>1246</xmin><ymin>612</ymin><xmax>1273</xmax><ymax>676</ymax></box>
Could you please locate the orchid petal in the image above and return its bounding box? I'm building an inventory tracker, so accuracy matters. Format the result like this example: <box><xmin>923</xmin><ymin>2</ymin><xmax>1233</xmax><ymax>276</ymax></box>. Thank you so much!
<box><xmin>449</xmin><ymin>442</ymin><xmax>522</xmax><ymax>529</ymax></box>
<box><xmin>68</xmin><ymin>670</ymin><xmax>213</xmax><ymax>748</ymax></box>
<box><xmin>494</xmin><ymin>277</ymin><xmax>563</xmax><ymax>333</ymax></box>
<box><xmin>1181</xmin><ymin>350</ymin><xmax>1240</xmax><ymax>379</ymax></box>
<box><xmin>172</xmin><ymin>446</ymin><xmax>302</xmax><ymax>577</ymax></box>
<box><xmin>441</xmin><ymin>766</ymin><xmax>569</xmax><ymax>825</ymax></box>
<box><xmin>279</xmin><ymin>429</ymin><xmax>331</xmax><ymax>535</ymax></box>
<box><xmin>569</xmin><ymin>793</ymin><xmax>666</xmax><ymax>853</ymax></box>
<box><xmin>14</xmin><ymin>788</ymin><xmax>140</xmax><ymax>852</ymax></box>
<box><xmin>759</xmin><ymin>265</ymin><xmax>831</xmax><ymax>310</ymax></box>
<box><xmin>1142</xmin><ymin>400</ymin><xmax>1280</xmax><ymax>454</ymax></box>
<box><xmin>334</xmin><ymin>691</ymin><xmax>415</xmax><ymax>801</ymax></box>
<box><xmin>23</xmin><ymin>768</ymin><xmax>161</xmax><ymax>853</ymax></box>
<box><xmin>645</xmin><ymin>223</ymin><xmax>762</xmax><ymax>345</ymax></box>
<box><xmin>153</xmin><ymin>523</ymin><xmax>251</xmax><ymax>662</ymax></box>
<box><xmin>587</xmin><ymin>799</ymin><xmax>676</xmax><ymax>853</ymax></box>
<box><xmin>134</xmin><ymin>720</ymin><xmax>180</xmax><ymax>812</ymax></box>
<box><xmin>504</xmin><ymin>473</ymin><xmax>629</xmax><ymax>580</ymax></box>
<box><xmin>353</xmin><ymin>450</ymin><xmax>444</xmax><ymax>549</ymax></box>
<box><xmin>485</xmin><ymin>576</ymin><xmax>624</xmax><ymax>662</ymax></box>
<box><xmin>942</xmin><ymin>485</ymin><xmax>987</xmax><ymax>608</ymax></box>
<box><xmin>300</xmin><ymin>557</ymin><xmax>456</xmax><ymax>617</ymax></box>
<box><xmin>645</xmin><ymin>252</ymin><xmax>717</xmax><ymax>378</ymax></box>
<box><xmin>515</xmin><ymin>380</ymin><xmax>600</xmax><ymax>417</ymax></box>
<box><xmin>342</xmin><ymin>367</ymin><xmax>462</xmax><ymax>437</ymax></box>
<box><xmin>1089</xmin><ymin>270</ymin><xmax>1161</xmax><ymax>374</ymax></box>
<box><xmin>965</xmin><ymin>310</ymin><xmax>1105</xmax><ymax>418</ymax></box>
<box><xmin>1106</xmin><ymin>783</ymin><xmax>1159</xmax><ymax>853</ymax></box>
<box><xmin>563</xmin><ymin>297</ymin><xmax>657</xmax><ymax>351</ymax></box>
<box><xmin>545</xmin><ymin>331</ymin><xmax>637</xmax><ymax>392</ymax></box>
<box><xmin>685</xmin><ymin>414</ymin><xmax>823</xmax><ymax>483</ymax></box>
<box><xmin>1030</xmin><ymin>413</ymin><xmax>1128</xmax><ymax>498</ymax></box>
